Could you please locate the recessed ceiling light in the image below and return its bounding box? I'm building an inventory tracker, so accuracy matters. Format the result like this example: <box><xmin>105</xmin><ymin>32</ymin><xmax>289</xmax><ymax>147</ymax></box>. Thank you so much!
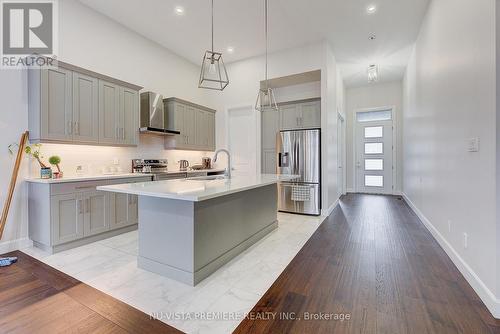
<box><xmin>174</xmin><ymin>6</ymin><xmax>185</xmax><ymax>15</ymax></box>
<box><xmin>366</xmin><ymin>4</ymin><xmax>377</xmax><ymax>14</ymax></box>
<box><xmin>368</xmin><ymin>34</ymin><xmax>377</xmax><ymax>40</ymax></box>
<box><xmin>227</xmin><ymin>46</ymin><xmax>235</xmax><ymax>53</ymax></box>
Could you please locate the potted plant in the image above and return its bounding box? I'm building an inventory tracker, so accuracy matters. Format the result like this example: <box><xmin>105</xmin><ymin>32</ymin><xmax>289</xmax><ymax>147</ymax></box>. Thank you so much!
<box><xmin>9</xmin><ymin>143</ymin><xmax>50</xmax><ymax>179</ymax></box>
<box><xmin>48</xmin><ymin>155</ymin><xmax>63</xmax><ymax>178</ymax></box>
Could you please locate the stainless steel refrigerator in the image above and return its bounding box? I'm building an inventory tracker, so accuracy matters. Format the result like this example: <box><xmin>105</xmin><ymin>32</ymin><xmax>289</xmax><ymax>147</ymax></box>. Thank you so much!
<box><xmin>277</xmin><ymin>129</ymin><xmax>321</xmax><ymax>216</ymax></box>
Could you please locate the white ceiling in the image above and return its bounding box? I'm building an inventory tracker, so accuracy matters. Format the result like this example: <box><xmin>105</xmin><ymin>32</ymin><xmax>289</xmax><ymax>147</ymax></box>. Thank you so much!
<box><xmin>78</xmin><ymin>0</ymin><xmax>430</xmax><ymax>88</ymax></box>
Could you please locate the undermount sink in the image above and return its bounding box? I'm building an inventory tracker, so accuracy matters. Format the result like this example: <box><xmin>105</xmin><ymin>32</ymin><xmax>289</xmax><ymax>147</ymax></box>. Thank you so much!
<box><xmin>188</xmin><ymin>175</ymin><xmax>227</xmax><ymax>181</ymax></box>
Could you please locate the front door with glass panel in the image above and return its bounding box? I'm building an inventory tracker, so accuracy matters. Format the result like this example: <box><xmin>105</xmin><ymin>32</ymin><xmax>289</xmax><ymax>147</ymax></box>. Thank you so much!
<box><xmin>355</xmin><ymin>109</ymin><xmax>393</xmax><ymax>194</ymax></box>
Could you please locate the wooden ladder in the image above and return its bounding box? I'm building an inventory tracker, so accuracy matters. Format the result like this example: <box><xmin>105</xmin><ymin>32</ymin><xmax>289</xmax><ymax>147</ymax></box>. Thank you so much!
<box><xmin>0</xmin><ymin>131</ymin><xmax>29</xmax><ymax>241</ymax></box>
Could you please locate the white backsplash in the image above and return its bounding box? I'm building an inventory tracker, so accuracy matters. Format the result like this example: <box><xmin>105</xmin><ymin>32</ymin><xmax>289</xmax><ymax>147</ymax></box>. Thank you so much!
<box><xmin>28</xmin><ymin>135</ymin><xmax>217</xmax><ymax>177</ymax></box>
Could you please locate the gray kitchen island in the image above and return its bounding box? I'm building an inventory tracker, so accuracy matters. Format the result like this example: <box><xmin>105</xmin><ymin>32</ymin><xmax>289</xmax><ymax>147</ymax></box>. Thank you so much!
<box><xmin>97</xmin><ymin>174</ymin><xmax>297</xmax><ymax>285</ymax></box>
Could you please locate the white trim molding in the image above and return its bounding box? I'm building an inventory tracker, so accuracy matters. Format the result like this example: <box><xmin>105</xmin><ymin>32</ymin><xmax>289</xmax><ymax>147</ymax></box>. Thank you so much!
<box><xmin>402</xmin><ymin>192</ymin><xmax>500</xmax><ymax>319</ymax></box>
<box><xmin>322</xmin><ymin>197</ymin><xmax>340</xmax><ymax>217</ymax></box>
<box><xmin>0</xmin><ymin>237</ymin><xmax>33</xmax><ymax>254</ymax></box>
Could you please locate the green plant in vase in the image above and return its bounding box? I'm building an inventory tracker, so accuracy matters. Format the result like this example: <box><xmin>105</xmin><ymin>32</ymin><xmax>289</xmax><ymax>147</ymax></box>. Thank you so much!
<box><xmin>9</xmin><ymin>143</ymin><xmax>50</xmax><ymax>178</ymax></box>
<box><xmin>48</xmin><ymin>155</ymin><xmax>63</xmax><ymax>178</ymax></box>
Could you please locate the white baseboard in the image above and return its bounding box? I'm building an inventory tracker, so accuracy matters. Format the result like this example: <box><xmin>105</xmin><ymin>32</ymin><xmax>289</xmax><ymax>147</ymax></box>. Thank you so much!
<box><xmin>401</xmin><ymin>192</ymin><xmax>500</xmax><ymax>319</ymax></box>
<box><xmin>0</xmin><ymin>237</ymin><xmax>33</xmax><ymax>254</ymax></box>
<box><xmin>322</xmin><ymin>198</ymin><xmax>340</xmax><ymax>217</ymax></box>
<box><xmin>346</xmin><ymin>188</ymin><xmax>355</xmax><ymax>193</ymax></box>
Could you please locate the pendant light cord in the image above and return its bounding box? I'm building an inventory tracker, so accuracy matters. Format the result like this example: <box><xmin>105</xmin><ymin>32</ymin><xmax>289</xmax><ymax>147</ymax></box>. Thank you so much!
<box><xmin>265</xmin><ymin>0</ymin><xmax>268</xmax><ymax>90</ymax></box>
<box><xmin>211</xmin><ymin>0</ymin><xmax>214</xmax><ymax>53</ymax></box>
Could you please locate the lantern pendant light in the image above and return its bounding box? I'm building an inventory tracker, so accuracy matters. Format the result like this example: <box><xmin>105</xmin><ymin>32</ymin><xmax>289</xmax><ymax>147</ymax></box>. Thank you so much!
<box><xmin>255</xmin><ymin>0</ymin><xmax>278</xmax><ymax>111</ymax></box>
<box><xmin>199</xmin><ymin>0</ymin><xmax>229</xmax><ymax>91</ymax></box>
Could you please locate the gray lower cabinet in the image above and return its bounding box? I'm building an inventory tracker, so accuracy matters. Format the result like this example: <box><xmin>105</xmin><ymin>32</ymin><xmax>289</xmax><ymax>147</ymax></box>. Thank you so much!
<box><xmin>51</xmin><ymin>193</ymin><xmax>84</xmax><ymax>245</ymax></box>
<box><xmin>164</xmin><ymin>98</ymin><xmax>216</xmax><ymax>151</ymax></box>
<box><xmin>29</xmin><ymin>60</ymin><xmax>142</xmax><ymax>146</ymax></box>
<box><xmin>29</xmin><ymin>176</ymin><xmax>151</xmax><ymax>253</ymax></box>
<box><xmin>110</xmin><ymin>193</ymin><xmax>138</xmax><ymax>229</ymax></box>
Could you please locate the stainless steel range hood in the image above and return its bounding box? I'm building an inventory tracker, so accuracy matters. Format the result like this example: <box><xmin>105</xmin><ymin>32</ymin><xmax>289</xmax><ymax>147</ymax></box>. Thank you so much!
<box><xmin>139</xmin><ymin>92</ymin><xmax>180</xmax><ymax>136</ymax></box>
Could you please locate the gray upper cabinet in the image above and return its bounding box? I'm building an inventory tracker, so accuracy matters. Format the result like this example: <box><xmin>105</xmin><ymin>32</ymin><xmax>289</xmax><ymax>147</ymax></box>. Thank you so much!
<box><xmin>280</xmin><ymin>104</ymin><xmax>300</xmax><ymax>130</ymax></box>
<box><xmin>279</xmin><ymin>98</ymin><xmax>321</xmax><ymax>130</ymax></box>
<box><xmin>120</xmin><ymin>87</ymin><xmax>139</xmax><ymax>145</ymax></box>
<box><xmin>164</xmin><ymin>98</ymin><xmax>216</xmax><ymax>151</ymax></box>
<box><xmin>29</xmin><ymin>67</ymin><xmax>73</xmax><ymax>142</ymax></box>
<box><xmin>98</xmin><ymin>80</ymin><xmax>120</xmax><ymax>144</ymax></box>
<box><xmin>29</xmin><ymin>60</ymin><xmax>142</xmax><ymax>146</ymax></box>
<box><xmin>299</xmin><ymin>100</ymin><xmax>321</xmax><ymax>128</ymax></box>
<box><xmin>73</xmin><ymin>72</ymin><xmax>99</xmax><ymax>143</ymax></box>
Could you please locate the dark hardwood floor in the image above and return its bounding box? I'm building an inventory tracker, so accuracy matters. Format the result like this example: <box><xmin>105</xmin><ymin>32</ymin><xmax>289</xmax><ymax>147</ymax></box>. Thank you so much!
<box><xmin>0</xmin><ymin>250</ymin><xmax>182</xmax><ymax>334</ymax></box>
<box><xmin>235</xmin><ymin>194</ymin><xmax>500</xmax><ymax>334</ymax></box>
<box><xmin>2</xmin><ymin>194</ymin><xmax>499</xmax><ymax>333</ymax></box>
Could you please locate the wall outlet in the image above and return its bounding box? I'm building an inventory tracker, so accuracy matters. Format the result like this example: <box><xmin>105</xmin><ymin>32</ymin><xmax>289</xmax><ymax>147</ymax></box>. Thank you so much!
<box><xmin>447</xmin><ymin>220</ymin><xmax>452</xmax><ymax>233</ymax></box>
<box><xmin>467</xmin><ymin>137</ymin><xmax>480</xmax><ymax>152</ymax></box>
<box><xmin>463</xmin><ymin>232</ymin><xmax>468</xmax><ymax>249</ymax></box>
<box><xmin>113</xmin><ymin>158</ymin><xmax>120</xmax><ymax>165</ymax></box>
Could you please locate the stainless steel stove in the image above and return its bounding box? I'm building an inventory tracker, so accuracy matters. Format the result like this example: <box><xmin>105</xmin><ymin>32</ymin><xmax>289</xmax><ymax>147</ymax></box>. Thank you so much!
<box><xmin>132</xmin><ymin>159</ymin><xmax>187</xmax><ymax>181</ymax></box>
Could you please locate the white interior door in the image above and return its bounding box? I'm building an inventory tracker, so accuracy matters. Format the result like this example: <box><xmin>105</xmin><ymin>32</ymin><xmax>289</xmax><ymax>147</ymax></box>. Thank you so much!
<box><xmin>355</xmin><ymin>109</ymin><xmax>394</xmax><ymax>194</ymax></box>
<box><xmin>227</xmin><ymin>106</ymin><xmax>258</xmax><ymax>176</ymax></box>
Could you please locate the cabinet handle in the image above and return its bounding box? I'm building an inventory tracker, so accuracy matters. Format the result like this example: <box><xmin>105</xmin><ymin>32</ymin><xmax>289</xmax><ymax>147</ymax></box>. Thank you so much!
<box><xmin>75</xmin><ymin>185</ymin><xmax>95</xmax><ymax>190</ymax></box>
<box><xmin>86</xmin><ymin>198</ymin><xmax>90</xmax><ymax>213</ymax></box>
<box><xmin>78</xmin><ymin>199</ymin><xmax>83</xmax><ymax>214</ymax></box>
<box><xmin>67</xmin><ymin>120</ymin><xmax>73</xmax><ymax>135</ymax></box>
<box><xmin>115</xmin><ymin>127</ymin><xmax>118</xmax><ymax>139</ymax></box>
<box><xmin>74</xmin><ymin>121</ymin><xmax>79</xmax><ymax>135</ymax></box>
<box><xmin>122</xmin><ymin>127</ymin><xmax>125</xmax><ymax>140</ymax></box>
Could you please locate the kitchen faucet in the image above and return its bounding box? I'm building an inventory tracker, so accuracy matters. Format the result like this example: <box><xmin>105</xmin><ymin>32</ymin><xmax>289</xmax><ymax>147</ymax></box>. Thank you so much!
<box><xmin>213</xmin><ymin>149</ymin><xmax>231</xmax><ymax>178</ymax></box>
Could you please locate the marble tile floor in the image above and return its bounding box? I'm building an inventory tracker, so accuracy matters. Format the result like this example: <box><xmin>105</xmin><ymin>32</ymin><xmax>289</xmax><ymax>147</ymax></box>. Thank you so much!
<box><xmin>21</xmin><ymin>213</ymin><xmax>325</xmax><ymax>334</ymax></box>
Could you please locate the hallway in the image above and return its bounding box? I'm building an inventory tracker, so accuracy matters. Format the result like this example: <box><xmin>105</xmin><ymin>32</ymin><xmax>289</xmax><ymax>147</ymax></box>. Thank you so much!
<box><xmin>235</xmin><ymin>194</ymin><xmax>500</xmax><ymax>333</ymax></box>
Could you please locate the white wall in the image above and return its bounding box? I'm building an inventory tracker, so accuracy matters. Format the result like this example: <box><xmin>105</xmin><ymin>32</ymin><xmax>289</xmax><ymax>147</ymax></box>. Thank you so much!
<box><xmin>273</xmin><ymin>81</ymin><xmax>321</xmax><ymax>103</ymax></box>
<box><xmin>214</xmin><ymin>41</ymin><xmax>341</xmax><ymax>213</ymax></box>
<box><xmin>0</xmin><ymin>0</ymin><xmax>217</xmax><ymax>252</ymax></box>
<box><xmin>345</xmin><ymin>81</ymin><xmax>403</xmax><ymax>192</ymax></box>
<box><xmin>403</xmin><ymin>0</ymin><xmax>499</xmax><ymax>317</ymax></box>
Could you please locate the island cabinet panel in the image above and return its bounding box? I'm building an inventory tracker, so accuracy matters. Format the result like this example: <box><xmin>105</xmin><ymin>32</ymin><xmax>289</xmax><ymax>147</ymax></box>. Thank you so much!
<box><xmin>28</xmin><ymin>61</ymin><xmax>142</xmax><ymax>146</ymax></box>
<box><xmin>28</xmin><ymin>176</ymin><xmax>151</xmax><ymax>253</ymax></box>
<box><xmin>164</xmin><ymin>98</ymin><xmax>216</xmax><ymax>151</ymax></box>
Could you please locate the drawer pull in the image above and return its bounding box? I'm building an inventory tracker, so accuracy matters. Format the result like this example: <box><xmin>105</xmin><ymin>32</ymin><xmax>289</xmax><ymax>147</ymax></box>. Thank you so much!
<box><xmin>75</xmin><ymin>185</ymin><xmax>95</xmax><ymax>190</ymax></box>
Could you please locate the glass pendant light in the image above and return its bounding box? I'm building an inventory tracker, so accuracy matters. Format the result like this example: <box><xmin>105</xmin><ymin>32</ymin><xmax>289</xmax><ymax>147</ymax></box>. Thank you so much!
<box><xmin>255</xmin><ymin>0</ymin><xmax>278</xmax><ymax>111</ymax></box>
<box><xmin>199</xmin><ymin>0</ymin><xmax>229</xmax><ymax>91</ymax></box>
<box><xmin>367</xmin><ymin>64</ymin><xmax>379</xmax><ymax>83</ymax></box>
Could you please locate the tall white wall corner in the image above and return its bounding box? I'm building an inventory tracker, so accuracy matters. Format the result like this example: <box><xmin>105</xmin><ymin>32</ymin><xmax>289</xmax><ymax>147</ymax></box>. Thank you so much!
<box><xmin>401</xmin><ymin>193</ymin><xmax>500</xmax><ymax>319</ymax></box>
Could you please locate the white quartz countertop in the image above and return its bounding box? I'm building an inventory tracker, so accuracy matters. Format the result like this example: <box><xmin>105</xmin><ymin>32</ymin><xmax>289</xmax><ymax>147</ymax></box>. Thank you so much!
<box><xmin>25</xmin><ymin>173</ymin><xmax>152</xmax><ymax>184</ymax></box>
<box><xmin>96</xmin><ymin>174</ymin><xmax>298</xmax><ymax>202</ymax></box>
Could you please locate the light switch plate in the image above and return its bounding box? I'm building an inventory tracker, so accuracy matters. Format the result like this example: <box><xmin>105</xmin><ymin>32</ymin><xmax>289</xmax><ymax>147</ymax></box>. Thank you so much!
<box><xmin>467</xmin><ymin>138</ymin><xmax>480</xmax><ymax>152</ymax></box>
